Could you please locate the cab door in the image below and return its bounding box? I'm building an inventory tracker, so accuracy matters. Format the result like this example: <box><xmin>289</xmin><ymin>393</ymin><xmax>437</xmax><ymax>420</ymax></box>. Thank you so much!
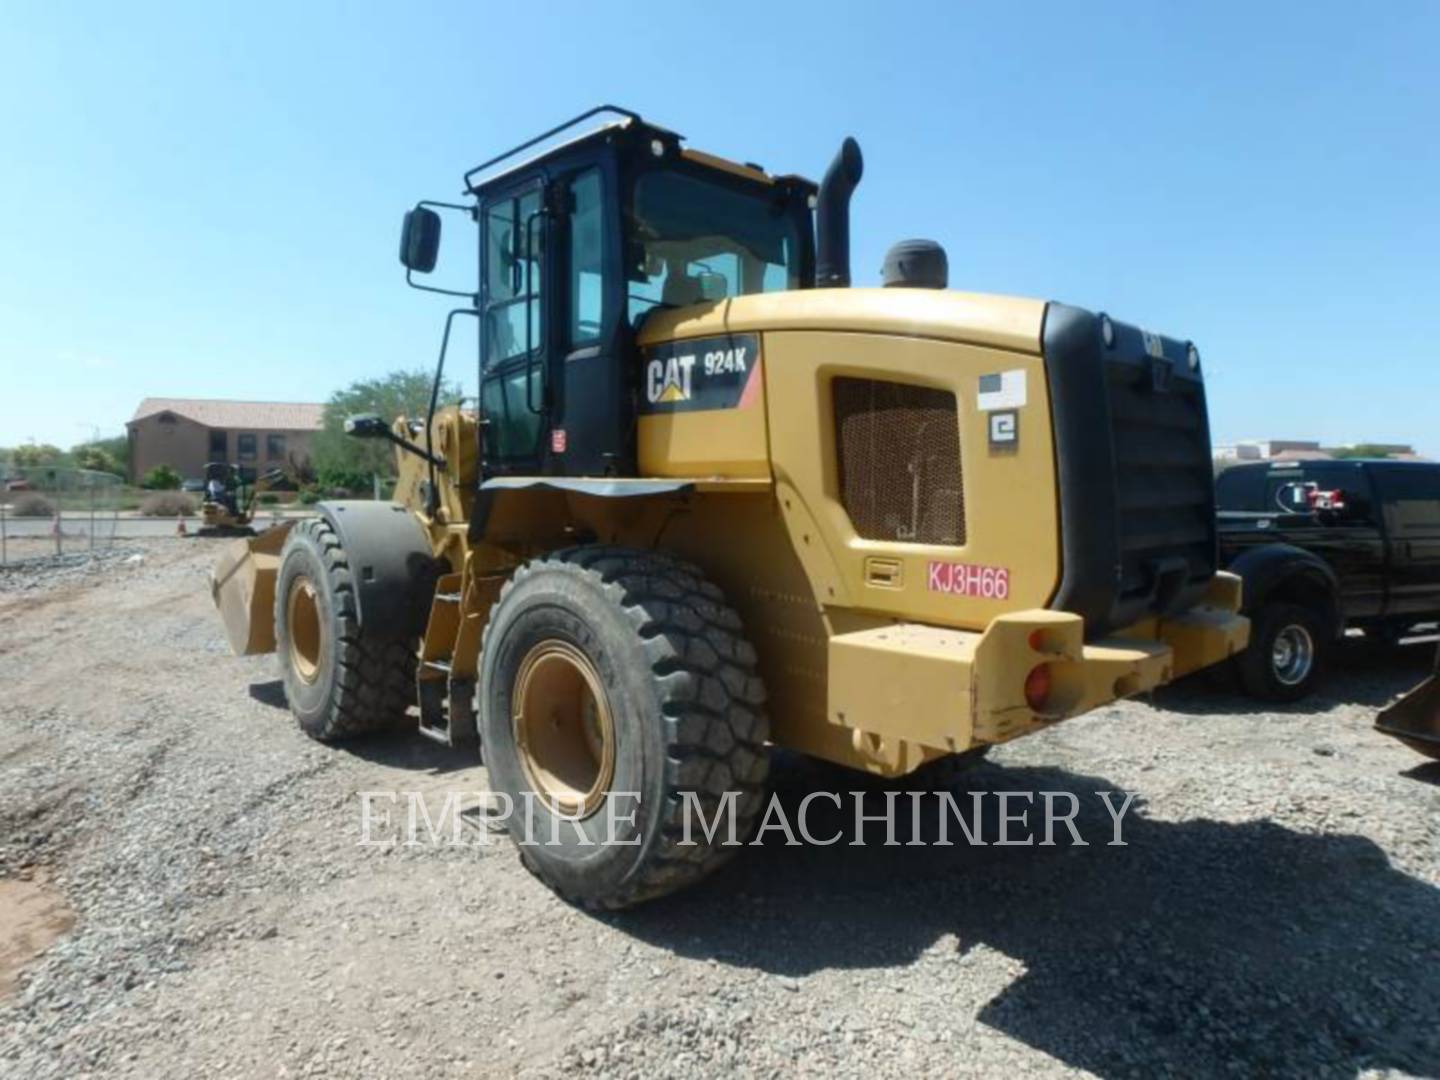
<box><xmin>479</xmin><ymin>180</ymin><xmax>549</xmax><ymax>470</ymax></box>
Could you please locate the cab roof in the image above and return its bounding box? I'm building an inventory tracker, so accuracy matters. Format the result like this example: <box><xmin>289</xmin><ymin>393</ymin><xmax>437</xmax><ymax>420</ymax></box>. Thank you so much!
<box><xmin>462</xmin><ymin>104</ymin><xmax>815</xmax><ymax>198</ymax></box>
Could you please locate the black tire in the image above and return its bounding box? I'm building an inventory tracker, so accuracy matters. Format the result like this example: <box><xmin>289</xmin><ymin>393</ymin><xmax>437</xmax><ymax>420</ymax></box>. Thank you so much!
<box><xmin>274</xmin><ymin>517</ymin><xmax>416</xmax><ymax>741</ymax></box>
<box><xmin>478</xmin><ymin>546</ymin><xmax>769</xmax><ymax>909</ymax></box>
<box><xmin>1237</xmin><ymin>602</ymin><xmax>1325</xmax><ymax>702</ymax></box>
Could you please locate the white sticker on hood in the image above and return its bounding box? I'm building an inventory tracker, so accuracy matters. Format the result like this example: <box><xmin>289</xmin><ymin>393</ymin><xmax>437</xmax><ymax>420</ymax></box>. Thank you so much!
<box><xmin>978</xmin><ymin>369</ymin><xmax>1027</xmax><ymax>411</ymax></box>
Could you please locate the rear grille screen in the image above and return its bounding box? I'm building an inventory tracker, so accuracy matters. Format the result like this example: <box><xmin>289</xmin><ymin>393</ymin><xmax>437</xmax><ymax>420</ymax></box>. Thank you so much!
<box><xmin>833</xmin><ymin>377</ymin><xmax>965</xmax><ymax>546</ymax></box>
<box><xmin>1104</xmin><ymin>361</ymin><xmax>1216</xmax><ymax>604</ymax></box>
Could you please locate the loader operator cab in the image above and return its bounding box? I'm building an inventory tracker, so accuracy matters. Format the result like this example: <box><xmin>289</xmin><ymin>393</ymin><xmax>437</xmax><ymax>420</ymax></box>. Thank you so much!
<box><xmin>396</xmin><ymin>105</ymin><xmax>816</xmax><ymax>480</ymax></box>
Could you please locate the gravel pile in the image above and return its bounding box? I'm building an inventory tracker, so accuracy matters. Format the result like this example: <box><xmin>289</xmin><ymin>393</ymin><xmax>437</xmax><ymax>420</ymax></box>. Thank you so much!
<box><xmin>0</xmin><ymin>541</ymin><xmax>1436</xmax><ymax>1077</ymax></box>
<box><xmin>0</xmin><ymin>545</ymin><xmax>149</xmax><ymax>594</ymax></box>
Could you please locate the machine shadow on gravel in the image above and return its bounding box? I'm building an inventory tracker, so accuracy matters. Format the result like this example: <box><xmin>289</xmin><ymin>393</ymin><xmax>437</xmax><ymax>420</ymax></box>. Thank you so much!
<box><xmin>1153</xmin><ymin>637</ymin><xmax>1435</xmax><ymax>717</ymax></box>
<box><xmin>245</xmin><ymin>678</ymin><xmax>470</xmax><ymax>774</ymax></box>
<box><xmin>246</xmin><ymin>679</ymin><xmax>289</xmax><ymax>710</ymax></box>
<box><xmin>615</xmin><ymin>761</ymin><xmax>1439</xmax><ymax>1078</ymax></box>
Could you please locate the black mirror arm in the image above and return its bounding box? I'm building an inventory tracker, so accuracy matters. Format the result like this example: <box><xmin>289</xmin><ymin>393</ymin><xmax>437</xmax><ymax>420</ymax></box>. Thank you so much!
<box><xmin>404</xmin><ymin>200</ymin><xmax>480</xmax><ymax>299</ymax></box>
<box><xmin>345</xmin><ymin>421</ymin><xmax>446</xmax><ymax>470</ymax></box>
<box><xmin>388</xmin><ymin>429</ymin><xmax>447</xmax><ymax>470</ymax></box>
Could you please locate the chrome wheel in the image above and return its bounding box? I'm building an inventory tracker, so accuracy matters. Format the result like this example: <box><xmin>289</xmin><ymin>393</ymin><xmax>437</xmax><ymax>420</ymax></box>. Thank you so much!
<box><xmin>1271</xmin><ymin>624</ymin><xmax>1315</xmax><ymax>686</ymax></box>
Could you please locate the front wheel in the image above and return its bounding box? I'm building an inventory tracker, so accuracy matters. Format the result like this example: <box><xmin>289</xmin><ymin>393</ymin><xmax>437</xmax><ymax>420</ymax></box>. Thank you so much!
<box><xmin>274</xmin><ymin>518</ymin><xmax>416</xmax><ymax>740</ymax></box>
<box><xmin>478</xmin><ymin>546</ymin><xmax>769</xmax><ymax>909</ymax></box>
<box><xmin>1237</xmin><ymin>602</ymin><xmax>1325</xmax><ymax>702</ymax></box>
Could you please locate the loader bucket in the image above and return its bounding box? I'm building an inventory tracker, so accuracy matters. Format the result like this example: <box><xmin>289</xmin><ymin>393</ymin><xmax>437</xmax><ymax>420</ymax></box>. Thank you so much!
<box><xmin>209</xmin><ymin>522</ymin><xmax>295</xmax><ymax>656</ymax></box>
<box><xmin>1375</xmin><ymin>644</ymin><xmax>1440</xmax><ymax>761</ymax></box>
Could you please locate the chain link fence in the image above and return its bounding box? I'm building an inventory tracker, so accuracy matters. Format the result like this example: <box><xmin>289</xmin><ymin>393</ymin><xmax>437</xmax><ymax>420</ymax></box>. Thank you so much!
<box><xmin>0</xmin><ymin>467</ymin><xmax>126</xmax><ymax>565</ymax></box>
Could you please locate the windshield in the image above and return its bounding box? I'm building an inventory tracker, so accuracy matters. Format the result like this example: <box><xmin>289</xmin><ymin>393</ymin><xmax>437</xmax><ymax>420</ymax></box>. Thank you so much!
<box><xmin>627</xmin><ymin>169</ymin><xmax>801</xmax><ymax>322</ymax></box>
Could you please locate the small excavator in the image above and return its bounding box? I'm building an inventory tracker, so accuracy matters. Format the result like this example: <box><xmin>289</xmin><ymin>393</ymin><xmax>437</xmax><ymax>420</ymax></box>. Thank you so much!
<box><xmin>199</xmin><ymin>462</ymin><xmax>301</xmax><ymax>537</ymax></box>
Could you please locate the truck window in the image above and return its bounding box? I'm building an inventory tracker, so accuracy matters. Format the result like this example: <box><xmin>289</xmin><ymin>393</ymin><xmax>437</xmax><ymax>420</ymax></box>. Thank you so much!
<box><xmin>1372</xmin><ymin>465</ymin><xmax>1440</xmax><ymax>531</ymax></box>
<box><xmin>1215</xmin><ymin>466</ymin><xmax>1265</xmax><ymax>510</ymax></box>
<box><xmin>1295</xmin><ymin>462</ymin><xmax>1376</xmax><ymax>523</ymax></box>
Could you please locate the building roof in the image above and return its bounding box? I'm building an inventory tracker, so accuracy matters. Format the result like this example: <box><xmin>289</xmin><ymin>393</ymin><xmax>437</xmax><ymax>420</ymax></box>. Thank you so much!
<box><xmin>129</xmin><ymin>398</ymin><xmax>324</xmax><ymax>431</ymax></box>
<box><xmin>1271</xmin><ymin>449</ymin><xmax>1334</xmax><ymax>462</ymax></box>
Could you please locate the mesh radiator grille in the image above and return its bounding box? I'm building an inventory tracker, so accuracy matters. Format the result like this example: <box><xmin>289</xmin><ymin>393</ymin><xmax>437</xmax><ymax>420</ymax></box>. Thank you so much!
<box><xmin>833</xmin><ymin>377</ymin><xmax>965</xmax><ymax>546</ymax></box>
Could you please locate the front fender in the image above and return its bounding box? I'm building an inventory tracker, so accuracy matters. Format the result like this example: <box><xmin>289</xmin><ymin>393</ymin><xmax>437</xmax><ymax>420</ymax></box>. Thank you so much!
<box><xmin>316</xmin><ymin>501</ymin><xmax>441</xmax><ymax>638</ymax></box>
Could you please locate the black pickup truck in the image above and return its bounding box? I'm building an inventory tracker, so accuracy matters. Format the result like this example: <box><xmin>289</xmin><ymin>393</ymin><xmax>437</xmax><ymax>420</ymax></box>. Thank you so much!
<box><xmin>1216</xmin><ymin>458</ymin><xmax>1440</xmax><ymax>700</ymax></box>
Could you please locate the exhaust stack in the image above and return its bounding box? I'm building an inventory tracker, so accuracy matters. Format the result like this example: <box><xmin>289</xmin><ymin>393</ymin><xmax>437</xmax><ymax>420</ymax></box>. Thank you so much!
<box><xmin>815</xmin><ymin>137</ymin><xmax>864</xmax><ymax>288</ymax></box>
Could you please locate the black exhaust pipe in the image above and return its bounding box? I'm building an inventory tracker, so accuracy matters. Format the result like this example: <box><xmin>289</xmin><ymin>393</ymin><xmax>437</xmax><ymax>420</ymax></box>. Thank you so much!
<box><xmin>815</xmin><ymin>137</ymin><xmax>864</xmax><ymax>288</ymax></box>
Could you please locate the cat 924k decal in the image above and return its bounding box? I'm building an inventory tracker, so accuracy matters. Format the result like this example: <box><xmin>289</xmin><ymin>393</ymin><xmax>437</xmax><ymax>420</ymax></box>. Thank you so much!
<box><xmin>639</xmin><ymin>333</ymin><xmax>761</xmax><ymax>414</ymax></box>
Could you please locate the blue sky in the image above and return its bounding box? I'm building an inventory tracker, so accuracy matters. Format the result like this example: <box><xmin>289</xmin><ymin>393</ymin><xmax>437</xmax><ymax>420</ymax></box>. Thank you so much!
<box><xmin>1</xmin><ymin>1</ymin><xmax>1436</xmax><ymax>453</ymax></box>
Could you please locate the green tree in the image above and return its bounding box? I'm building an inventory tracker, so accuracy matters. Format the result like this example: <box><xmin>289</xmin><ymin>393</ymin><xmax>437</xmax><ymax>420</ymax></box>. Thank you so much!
<box><xmin>1331</xmin><ymin>443</ymin><xmax>1400</xmax><ymax>459</ymax></box>
<box><xmin>75</xmin><ymin>445</ymin><xmax>123</xmax><ymax>477</ymax></box>
<box><xmin>142</xmin><ymin>464</ymin><xmax>182</xmax><ymax>490</ymax></box>
<box><xmin>311</xmin><ymin>369</ymin><xmax>458</xmax><ymax>493</ymax></box>
<box><xmin>12</xmin><ymin>443</ymin><xmax>65</xmax><ymax>467</ymax></box>
<box><xmin>74</xmin><ymin>435</ymin><xmax>129</xmax><ymax>475</ymax></box>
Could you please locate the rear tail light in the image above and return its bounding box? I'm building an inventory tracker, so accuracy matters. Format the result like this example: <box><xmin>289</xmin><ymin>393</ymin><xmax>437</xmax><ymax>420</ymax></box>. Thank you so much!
<box><xmin>1024</xmin><ymin>664</ymin><xmax>1053</xmax><ymax>712</ymax></box>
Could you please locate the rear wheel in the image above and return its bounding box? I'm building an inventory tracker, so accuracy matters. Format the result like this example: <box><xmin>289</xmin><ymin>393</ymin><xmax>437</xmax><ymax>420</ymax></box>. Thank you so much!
<box><xmin>479</xmin><ymin>546</ymin><xmax>769</xmax><ymax>909</ymax></box>
<box><xmin>274</xmin><ymin>518</ymin><xmax>416</xmax><ymax>740</ymax></box>
<box><xmin>1237</xmin><ymin>602</ymin><xmax>1325</xmax><ymax>702</ymax></box>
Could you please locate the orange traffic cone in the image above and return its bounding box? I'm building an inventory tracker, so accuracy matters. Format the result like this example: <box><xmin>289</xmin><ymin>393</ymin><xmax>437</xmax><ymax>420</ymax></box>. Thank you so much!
<box><xmin>176</xmin><ymin>513</ymin><xmax>188</xmax><ymax>537</ymax></box>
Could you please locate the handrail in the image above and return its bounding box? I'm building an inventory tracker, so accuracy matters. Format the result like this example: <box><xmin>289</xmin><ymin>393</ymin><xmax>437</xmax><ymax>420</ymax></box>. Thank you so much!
<box><xmin>463</xmin><ymin>105</ymin><xmax>657</xmax><ymax>192</ymax></box>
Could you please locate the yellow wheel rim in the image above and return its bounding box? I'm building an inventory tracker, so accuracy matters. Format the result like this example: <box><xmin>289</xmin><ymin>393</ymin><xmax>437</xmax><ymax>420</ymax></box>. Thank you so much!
<box><xmin>512</xmin><ymin>640</ymin><xmax>616</xmax><ymax>819</ymax></box>
<box><xmin>286</xmin><ymin>576</ymin><xmax>324</xmax><ymax>685</ymax></box>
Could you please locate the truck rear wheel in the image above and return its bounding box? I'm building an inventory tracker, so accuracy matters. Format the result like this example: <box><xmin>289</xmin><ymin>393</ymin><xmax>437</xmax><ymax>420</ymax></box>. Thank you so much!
<box><xmin>1237</xmin><ymin>602</ymin><xmax>1324</xmax><ymax>702</ymax></box>
<box><xmin>274</xmin><ymin>517</ymin><xmax>416</xmax><ymax>741</ymax></box>
<box><xmin>478</xmin><ymin>546</ymin><xmax>769</xmax><ymax>909</ymax></box>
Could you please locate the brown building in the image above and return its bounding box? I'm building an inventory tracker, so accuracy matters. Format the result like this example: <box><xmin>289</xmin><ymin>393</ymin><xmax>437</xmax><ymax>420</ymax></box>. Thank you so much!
<box><xmin>127</xmin><ymin>398</ymin><xmax>324</xmax><ymax>484</ymax></box>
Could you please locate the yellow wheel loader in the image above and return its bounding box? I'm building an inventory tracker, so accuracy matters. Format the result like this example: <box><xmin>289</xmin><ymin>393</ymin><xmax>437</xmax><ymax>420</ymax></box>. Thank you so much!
<box><xmin>212</xmin><ymin>106</ymin><xmax>1248</xmax><ymax>908</ymax></box>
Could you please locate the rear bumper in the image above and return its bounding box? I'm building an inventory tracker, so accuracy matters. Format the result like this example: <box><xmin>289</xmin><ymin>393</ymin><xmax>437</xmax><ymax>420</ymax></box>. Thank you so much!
<box><xmin>827</xmin><ymin>572</ymin><xmax>1248</xmax><ymax>775</ymax></box>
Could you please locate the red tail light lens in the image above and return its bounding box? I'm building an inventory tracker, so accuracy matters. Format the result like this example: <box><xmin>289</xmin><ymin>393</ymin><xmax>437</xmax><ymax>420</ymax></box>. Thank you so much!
<box><xmin>1024</xmin><ymin>664</ymin><xmax>1053</xmax><ymax>711</ymax></box>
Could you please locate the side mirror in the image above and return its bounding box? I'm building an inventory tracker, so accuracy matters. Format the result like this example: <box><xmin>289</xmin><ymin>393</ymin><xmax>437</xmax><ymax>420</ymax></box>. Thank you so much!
<box><xmin>399</xmin><ymin>207</ymin><xmax>441</xmax><ymax>273</ymax></box>
<box><xmin>344</xmin><ymin>414</ymin><xmax>390</xmax><ymax>439</ymax></box>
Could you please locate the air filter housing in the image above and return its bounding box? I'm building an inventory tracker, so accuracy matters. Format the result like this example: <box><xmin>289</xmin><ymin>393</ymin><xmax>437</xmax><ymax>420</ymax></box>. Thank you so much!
<box><xmin>882</xmin><ymin>239</ymin><xmax>948</xmax><ymax>289</ymax></box>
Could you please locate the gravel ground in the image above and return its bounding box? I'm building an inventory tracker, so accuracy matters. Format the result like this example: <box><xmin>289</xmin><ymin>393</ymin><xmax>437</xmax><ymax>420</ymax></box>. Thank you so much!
<box><xmin>0</xmin><ymin>539</ymin><xmax>1436</xmax><ymax>1078</ymax></box>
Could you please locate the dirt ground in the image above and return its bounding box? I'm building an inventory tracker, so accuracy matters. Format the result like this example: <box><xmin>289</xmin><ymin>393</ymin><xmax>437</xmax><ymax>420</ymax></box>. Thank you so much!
<box><xmin>0</xmin><ymin>539</ymin><xmax>1436</xmax><ymax>1078</ymax></box>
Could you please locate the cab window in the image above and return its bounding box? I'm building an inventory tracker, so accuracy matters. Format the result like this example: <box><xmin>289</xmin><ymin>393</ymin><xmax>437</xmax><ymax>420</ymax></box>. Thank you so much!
<box><xmin>627</xmin><ymin>169</ymin><xmax>799</xmax><ymax>323</ymax></box>
<box><xmin>481</xmin><ymin>186</ymin><xmax>544</xmax><ymax>460</ymax></box>
<box><xmin>568</xmin><ymin>169</ymin><xmax>604</xmax><ymax>345</ymax></box>
<box><xmin>483</xmin><ymin>189</ymin><xmax>543</xmax><ymax>367</ymax></box>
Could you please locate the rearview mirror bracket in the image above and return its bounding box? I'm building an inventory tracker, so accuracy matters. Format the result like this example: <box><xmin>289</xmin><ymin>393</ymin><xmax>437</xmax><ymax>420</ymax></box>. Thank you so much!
<box><xmin>402</xmin><ymin>199</ymin><xmax>480</xmax><ymax>301</ymax></box>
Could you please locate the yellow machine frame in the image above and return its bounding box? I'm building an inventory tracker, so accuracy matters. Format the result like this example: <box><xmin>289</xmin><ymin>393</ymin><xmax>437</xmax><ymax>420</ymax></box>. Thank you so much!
<box><xmin>216</xmin><ymin>286</ymin><xmax>1246</xmax><ymax>777</ymax></box>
